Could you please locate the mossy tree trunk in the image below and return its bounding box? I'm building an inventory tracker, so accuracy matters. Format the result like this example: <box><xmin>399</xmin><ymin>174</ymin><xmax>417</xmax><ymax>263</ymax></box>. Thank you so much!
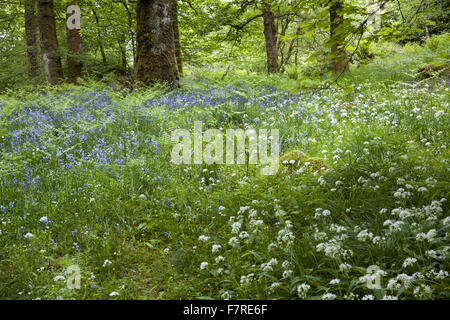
<box><xmin>135</xmin><ymin>0</ymin><xmax>179</xmax><ymax>86</ymax></box>
<box><xmin>329</xmin><ymin>0</ymin><xmax>349</xmax><ymax>74</ymax></box>
<box><xmin>25</xmin><ymin>0</ymin><xmax>38</xmax><ymax>78</ymax></box>
<box><xmin>262</xmin><ymin>2</ymin><xmax>279</xmax><ymax>73</ymax></box>
<box><xmin>37</xmin><ymin>0</ymin><xmax>63</xmax><ymax>85</ymax></box>
<box><xmin>117</xmin><ymin>36</ymin><xmax>129</xmax><ymax>70</ymax></box>
<box><xmin>172</xmin><ymin>0</ymin><xmax>183</xmax><ymax>77</ymax></box>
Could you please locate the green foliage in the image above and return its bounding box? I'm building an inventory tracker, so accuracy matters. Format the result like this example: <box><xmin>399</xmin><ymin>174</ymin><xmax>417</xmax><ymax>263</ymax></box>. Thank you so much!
<box><xmin>0</xmin><ymin>0</ymin><xmax>449</xmax><ymax>301</ymax></box>
<box><xmin>0</xmin><ymin>41</ymin><xmax>449</xmax><ymax>299</ymax></box>
<box><xmin>424</xmin><ymin>33</ymin><xmax>450</xmax><ymax>54</ymax></box>
<box><xmin>355</xmin><ymin>40</ymin><xmax>375</xmax><ymax>63</ymax></box>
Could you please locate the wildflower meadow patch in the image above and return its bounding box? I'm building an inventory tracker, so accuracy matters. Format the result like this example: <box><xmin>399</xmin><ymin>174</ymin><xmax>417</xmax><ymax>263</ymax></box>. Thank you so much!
<box><xmin>0</xmin><ymin>73</ymin><xmax>448</xmax><ymax>300</ymax></box>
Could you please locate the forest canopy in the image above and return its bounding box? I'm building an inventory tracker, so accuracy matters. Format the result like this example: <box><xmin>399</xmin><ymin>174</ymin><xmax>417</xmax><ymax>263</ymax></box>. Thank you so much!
<box><xmin>0</xmin><ymin>0</ymin><xmax>448</xmax><ymax>89</ymax></box>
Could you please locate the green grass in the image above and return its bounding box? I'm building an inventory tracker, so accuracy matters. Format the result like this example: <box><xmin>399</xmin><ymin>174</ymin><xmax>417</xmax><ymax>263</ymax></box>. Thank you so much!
<box><xmin>0</xmin><ymin>40</ymin><xmax>449</xmax><ymax>300</ymax></box>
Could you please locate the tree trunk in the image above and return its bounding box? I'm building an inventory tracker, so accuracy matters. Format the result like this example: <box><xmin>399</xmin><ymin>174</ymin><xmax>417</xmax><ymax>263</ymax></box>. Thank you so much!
<box><xmin>424</xmin><ymin>23</ymin><xmax>430</xmax><ymax>39</ymax></box>
<box><xmin>262</xmin><ymin>3</ymin><xmax>279</xmax><ymax>73</ymax></box>
<box><xmin>118</xmin><ymin>37</ymin><xmax>128</xmax><ymax>69</ymax></box>
<box><xmin>92</xmin><ymin>8</ymin><xmax>107</xmax><ymax>66</ymax></box>
<box><xmin>135</xmin><ymin>0</ymin><xmax>179</xmax><ymax>86</ymax></box>
<box><xmin>66</xmin><ymin>2</ymin><xmax>83</xmax><ymax>83</ymax></box>
<box><xmin>172</xmin><ymin>0</ymin><xmax>183</xmax><ymax>77</ymax></box>
<box><xmin>280</xmin><ymin>23</ymin><xmax>301</xmax><ymax>72</ymax></box>
<box><xmin>37</xmin><ymin>0</ymin><xmax>63</xmax><ymax>85</ymax></box>
<box><xmin>330</xmin><ymin>1</ymin><xmax>349</xmax><ymax>74</ymax></box>
<box><xmin>25</xmin><ymin>0</ymin><xmax>38</xmax><ymax>78</ymax></box>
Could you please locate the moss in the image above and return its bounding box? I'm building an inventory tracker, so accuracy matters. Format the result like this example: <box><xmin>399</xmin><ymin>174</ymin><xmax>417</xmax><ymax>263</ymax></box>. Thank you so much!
<box><xmin>279</xmin><ymin>150</ymin><xmax>304</xmax><ymax>164</ymax></box>
<box><xmin>278</xmin><ymin>150</ymin><xmax>329</xmax><ymax>176</ymax></box>
<box><xmin>417</xmin><ymin>63</ymin><xmax>450</xmax><ymax>80</ymax></box>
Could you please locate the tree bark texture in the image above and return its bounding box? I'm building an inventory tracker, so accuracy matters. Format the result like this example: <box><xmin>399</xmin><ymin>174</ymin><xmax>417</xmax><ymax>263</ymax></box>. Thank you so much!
<box><xmin>262</xmin><ymin>3</ymin><xmax>279</xmax><ymax>73</ymax></box>
<box><xmin>66</xmin><ymin>2</ymin><xmax>83</xmax><ymax>83</ymax></box>
<box><xmin>172</xmin><ymin>0</ymin><xmax>183</xmax><ymax>77</ymax></box>
<box><xmin>37</xmin><ymin>0</ymin><xmax>63</xmax><ymax>85</ymax></box>
<box><xmin>330</xmin><ymin>0</ymin><xmax>349</xmax><ymax>74</ymax></box>
<box><xmin>25</xmin><ymin>0</ymin><xmax>38</xmax><ymax>78</ymax></box>
<box><xmin>135</xmin><ymin>0</ymin><xmax>179</xmax><ymax>86</ymax></box>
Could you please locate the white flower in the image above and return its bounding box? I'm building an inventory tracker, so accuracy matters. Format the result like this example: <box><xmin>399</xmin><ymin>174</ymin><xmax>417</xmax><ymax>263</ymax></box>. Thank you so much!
<box><xmin>277</xmin><ymin>228</ymin><xmax>294</xmax><ymax>246</ymax></box>
<box><xmin>339</xmin><ymin>263</ymin><xmax>351</xmax><ymax>272</ymax></box>
<box><xmin>426</xmin><ymin>269</ymin><xmax>448</xmax><ymax>279</ymax></box>
<box><xmin>103</xmin><ymin>259</ymin><xmax>112</xmax><ymax>267</ymax></box>
<box><xmin>198</xmin><ymin>235</ymin><xmax>210</xmax><ymax>242</ymax></box>
<box><xmin>109</xmin><ymin>291</ymin><xmax>119</xmax><ymax>297</ymax></box>
<box><xmin>414</xmin><ymin>284</ymin><xmax>432</xmax><ymax>298</ymax></box>
<box><xmin>393</xmin><ymin>188</ymin><xmax>411</xmax><ymax>199</ymax></box>
<box><xmin>240</xmin><ymin>273</ymin><xmax>254</xmax><ymax>285</ymax></box>
<box><xmin>215</xmin><ymin>255</ymin><xmax>225</xmax><ymax>263</ymax></box>
<box><xmin>282</xmin><ymin>270</ymin><xmax>293</xmax><ymax>279</ymax></box>
<box><xmin>221</xmin><ymin>291</ymin><xmax>232</xmax><ymax>300</ymax></box>
<box><xmin>357</xmin><ymin>230</ymin><xmax>373</xmax><ymax>242</ymax></box>
<box><xmin>383</xmin><ymin>220</ymin><xmax>405</xmax><ymax>232</ymax></box>
<box><xmin>297</xmin><ymin>283</ymin><xmax>310</xmax><ymax>299</ymax></box>
<box><xmin>435</xmin><ymin>110</ymin><xmax>444</xmax><ymax>118</ymax></box>
<box><xmin>396</xmin><ymin>274</ymin><xmax>413</xmax><ymax>288</ymax></box>
<box><xmin>24</xmin><ymin>232</ymin><xmax>34</xmax><ymax>239</ymax></box>
<box><xmin>322</xmin><ymin>293</ymin><xmax>337</xmax><ymax>300</ymax></box>
<box><xmin>239</xmin><ymin>231</ymin><xmax>249</xmax><ymax>239</ymax></box>
<box><xmin>314</xmin><ymin>208</ymin><xmax>331</xmax><ymax>219</ymax></box>
<box><xmin>402</xmin><ymin>257</ymin><xmax>417</xmax><ymax>268</ymax></box>
<box><xmin>231</xmin><ymin>221</ymin><xmax>242</xmax><ymax>234</ymax></box>
<box><xmin>249</xmin><ymin>219</ymin><xmax>264</xmax><ymax>229</ymax></box>
<box><xmin>316</xmin><ymin>239</ymin><xmax>344</xmax><ymax>258</ymax></box>
<box><xmin>212</xmin><ymin>244</ymin><xmax>222</xmax><ymax>253</ymax></box>
<box><xmin>228</xmin><ymin>237</ymin><xmax>239</xmax><ymax>247</ymax></box>
<box><xmin>330</xmin><ymin>278</ymin><xmax>340</xmax><ymax>285</ymax></box>
<box><xmin>268</xmin><ymin>282</ymin><xmax>281</xmax><ymax>293</ymax></box>
<box><xmin>200</xmin><ymin>262</ymin><xmax>208</xmax><ymax>270</ymax></box>
<box><xmin>275</xmin><ymin>208</ymin><xmax>286</xmax><ymax>218</ymax></box>
<box><xmin>416</xmin><ymin>229</ymin><xmax>437</xmax><ymax>242</ymax></box>
<box><xmin>261</xmin><ymin>258</ymin><xmax>278</xmax><ymax>272</ymax></box>
<box><xmin>359</xmin><ymin>268</ymin><xmax>386</xmax><ymax>286</ymax></box>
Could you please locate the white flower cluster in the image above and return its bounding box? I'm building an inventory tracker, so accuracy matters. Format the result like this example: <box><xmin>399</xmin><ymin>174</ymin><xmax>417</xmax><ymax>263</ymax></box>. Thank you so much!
<box><xmin>314</xmin><ymin>208</ymin><xmax>331</xmax><ymax>219</ymax></box>
<box><xmin>297</xmin><ymin>283</ymin><xmax>310</xmax><ymax>299</ymax></box>
<box><xmin>260</xmin><ymin>258</ymin><xmax>278</xmax><ymax>273</ymax></box>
